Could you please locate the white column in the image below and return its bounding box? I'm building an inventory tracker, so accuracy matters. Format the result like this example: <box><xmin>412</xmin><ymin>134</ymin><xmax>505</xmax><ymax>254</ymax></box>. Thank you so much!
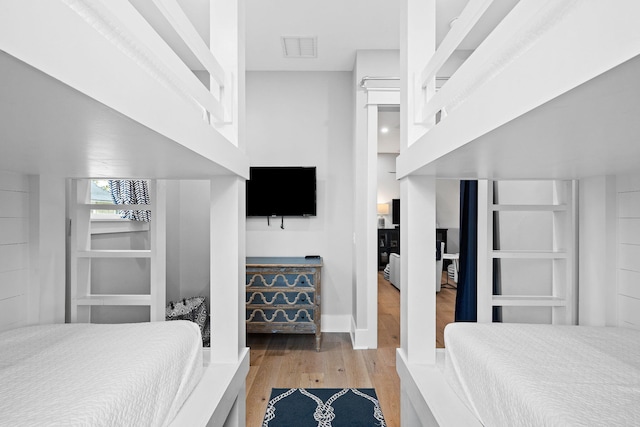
<box><xmin>210</xmin><ymin>175</ymin><xmax>245</xmax><ymax>363</ymax></box>
<box><xmin>401</xmin><ymin>175</ymin><xmax>436</xmax><ymax>364</ymax></box>
<box><xmin>476</xmin><ymin>180</ymin><xmax>493</xmax><ymax>323</ymax></box>
<box><xmin>351</xmin><ymin>91</ymin><xmax>379</xmax><ymax>350</ymax></box>
<box><xmin>400</xmin><ymin>0</ymin><xmax>434</xmax><ymax>150</ymax></box>
<box><xmin>29</xmin><ymin>175</ymin><xmax>66</xmax><ymax>325</ymax></box>
<box><xmin>364</xmin><ymin>103</ymin><xmax>379</xmax><ymax>349</ymax></box>
<box><xmin>579</xmin><ymin>176</ymin><xmax>616</xmax><ymax>326</ymax></box>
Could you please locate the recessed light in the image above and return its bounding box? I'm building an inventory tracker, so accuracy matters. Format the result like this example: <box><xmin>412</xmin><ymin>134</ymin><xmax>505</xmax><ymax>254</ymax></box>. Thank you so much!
<box><xmin>380</xmin><ymin>127</ymin><xmax>389</xmax><ymax>134</ymax></box>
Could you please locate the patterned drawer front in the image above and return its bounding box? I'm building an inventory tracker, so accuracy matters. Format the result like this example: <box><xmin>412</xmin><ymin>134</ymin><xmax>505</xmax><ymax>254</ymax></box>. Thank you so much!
<box><xmin>246</xmin><ymin>290</ymin><xmax>314</xmax><ymax>306</ymax></box>
<box><xmin>246</xmin><ymin>271</ymin><xmax>315</xmax><ymax>288</ymax></box>
<box><xmin>246</xmin><ymin>307</ymin><xmax>314</xmax><ymax>323</ymax></box>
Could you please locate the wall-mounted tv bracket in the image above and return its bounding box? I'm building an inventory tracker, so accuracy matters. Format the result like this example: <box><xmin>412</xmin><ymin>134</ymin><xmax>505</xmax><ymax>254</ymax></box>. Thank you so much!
<box><xmin>266</xmin><ymin>215</ymin><xmax>286</xmax><ymax>229</ymax></box>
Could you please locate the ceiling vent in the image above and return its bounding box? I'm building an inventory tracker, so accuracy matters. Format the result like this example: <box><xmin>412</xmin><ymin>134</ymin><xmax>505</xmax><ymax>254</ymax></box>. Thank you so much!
<box><xmin>281</xmin><ymin>36</ymin><xmax>317</xmax><ymax>58</ymax></box>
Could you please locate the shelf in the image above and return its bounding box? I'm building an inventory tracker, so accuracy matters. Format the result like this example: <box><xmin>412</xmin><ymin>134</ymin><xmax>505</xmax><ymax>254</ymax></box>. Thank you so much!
<box><xmin>491</xmin><ymin>204</ymin><xmax>567</xmax><ymax>212</ymax></box>
<box><xmin>492</xmin><ymin>295</ymin><xmax>566</xmax><ymax>307</ymax></box>
<box><xmin>77</xmin><ymin>250</ymin><xmax>152</xmax><ymax>258</ymax></box>
<box><xmin>75</xmin><ymin>294</ymin><xmax>152</xmax><ymax>306</ymax></box>
<box><xmin>491</xmin><ymin>250</ymin><xmax>567</xmax><ymax>259</ymax></box>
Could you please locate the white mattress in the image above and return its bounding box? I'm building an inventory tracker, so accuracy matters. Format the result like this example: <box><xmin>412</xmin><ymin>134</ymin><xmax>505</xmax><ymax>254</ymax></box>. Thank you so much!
<box><xmin>444</xmin><ymin>323</ymin><xmax>640</xmax><ymax>427</ymax></box>
<box><xmin>0</xmin><ymin>321</ymin><xmax>203</xmax><ymax>427</ymax></box>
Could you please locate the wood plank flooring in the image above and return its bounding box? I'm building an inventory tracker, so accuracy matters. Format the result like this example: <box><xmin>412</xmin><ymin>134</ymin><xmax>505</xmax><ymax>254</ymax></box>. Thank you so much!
<box><xmin>245</xmin><ymin>272</ymin><xmax>456</xmax><ymax>426</ymax></box>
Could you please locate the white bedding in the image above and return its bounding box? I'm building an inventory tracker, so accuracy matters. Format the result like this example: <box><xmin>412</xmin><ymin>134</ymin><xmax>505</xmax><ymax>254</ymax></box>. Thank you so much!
<box><xmin>0</xmin><ymin>321</ymin><xmax>203</xmax><ymax>427</ymax></box>
<box><xmin>444</xmin><ymin>323</ymin><xmax>640</xmax><ymax>427</ymax></box>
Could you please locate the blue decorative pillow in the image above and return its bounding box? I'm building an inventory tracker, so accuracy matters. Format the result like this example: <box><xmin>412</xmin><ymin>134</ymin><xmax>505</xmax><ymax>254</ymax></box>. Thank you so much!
<box><xmin>166</xmin><ymin>296</ymin><xmax>210</xmax><ymax>347</ymax></box>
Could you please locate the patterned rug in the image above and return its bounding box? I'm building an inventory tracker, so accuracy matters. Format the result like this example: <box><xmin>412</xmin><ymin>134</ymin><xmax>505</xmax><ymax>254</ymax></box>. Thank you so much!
<box><xmin>262</xmin><ymin>388</ymin><xmax>386</xmax><ymax>427</ymax></box>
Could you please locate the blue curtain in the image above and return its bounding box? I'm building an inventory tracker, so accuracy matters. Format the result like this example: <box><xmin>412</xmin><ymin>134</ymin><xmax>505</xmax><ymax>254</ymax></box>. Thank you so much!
<box><xmin>455</xmin><ymin>180</ymin><xmax>477</xmax><ymax>322</ymax></box>
<box><xmin>109</xmin><ymin>180</ymin><xmax>151</xmax><ymax>222</ymax></box>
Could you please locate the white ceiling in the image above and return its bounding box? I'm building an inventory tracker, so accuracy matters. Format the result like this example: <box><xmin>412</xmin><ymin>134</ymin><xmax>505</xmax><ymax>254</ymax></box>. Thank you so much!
<box><xmin>245</xmin><ymin>0</ymin><xmax>401</xmax><ymax>71</ymax></box>
<box><xmin>244</xmin><ymin>0</ymin><xmax>518</xmax><ymax>71</ymax></box>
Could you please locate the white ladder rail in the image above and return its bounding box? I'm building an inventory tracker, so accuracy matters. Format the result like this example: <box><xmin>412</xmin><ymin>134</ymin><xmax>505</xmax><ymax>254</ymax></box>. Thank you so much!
<box><xmin>69</xmin><ymin>179</ymin><xmax>166</xmax><ymax>323</ymax></box>
<box><xmin>149</xmin><ymin>180</ymin><xmax>166</xmax><ymax>322</ymax></box>
<box><xmin>477</xmin><ymin>179</ymin><xmax>577</xmax><ymax>324</ymax></box>
<box><xmin>70</xmin><ymin>180</ymin><xmax>92</xmax><ymax>323</ymax></box>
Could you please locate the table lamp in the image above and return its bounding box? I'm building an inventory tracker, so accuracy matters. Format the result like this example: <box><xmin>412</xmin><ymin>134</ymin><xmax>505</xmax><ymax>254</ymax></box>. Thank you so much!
<box><xmin>377</xmin><ymin>203</ymin><xmax>389</xmax><ymax>228</ymax></box>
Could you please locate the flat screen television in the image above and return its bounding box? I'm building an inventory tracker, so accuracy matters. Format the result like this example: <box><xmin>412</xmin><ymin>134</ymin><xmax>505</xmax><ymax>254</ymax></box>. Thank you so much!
<box><xmin>246</xmin><ymin>166</ymin><xmax>317</xmax><ymax>217</ymax></box>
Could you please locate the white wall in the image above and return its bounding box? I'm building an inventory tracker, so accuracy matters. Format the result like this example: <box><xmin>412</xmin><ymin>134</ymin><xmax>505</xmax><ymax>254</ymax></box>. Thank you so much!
<box><xmin>0</xmin><ymin>171</ymin><xmax>30</xmax><ymax>331</ymax></box>
<box><xmin>0</xmin><ymin>171</ymin><xmax>65</xmax><ymax>331</ymax></box>
<box><xmin>166</xmin><ymin>180</ymin><xmax>211</xmax><ymax>307</ymax></box>
<box><xmin>245</xmin><ymin>71</ymin><xmax>354</xmax><ymax>332</ymax></box>
<box><xmin>616</xmin><ymin>173</ymin><xmax>640</xmax><ymax>328</ymax></box>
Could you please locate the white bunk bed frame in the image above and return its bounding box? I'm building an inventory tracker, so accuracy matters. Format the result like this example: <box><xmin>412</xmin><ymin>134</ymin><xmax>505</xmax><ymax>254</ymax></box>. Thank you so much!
<box><xmin>396</xmin><ymin>0</ymin><xmax>640</xmax><ymax>425</ymax></box>
<box><xmin>0</xmin><ymin>1</ymin><xmax>249</xmax><ymax>426</ymax></box>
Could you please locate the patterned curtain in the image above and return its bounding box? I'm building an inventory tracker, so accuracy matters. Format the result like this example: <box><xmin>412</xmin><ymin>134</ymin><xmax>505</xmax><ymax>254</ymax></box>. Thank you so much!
<box><xmin>108</xmin><ymin>180</ymin><xmax>151</xmax><ymax>222</ymax></box>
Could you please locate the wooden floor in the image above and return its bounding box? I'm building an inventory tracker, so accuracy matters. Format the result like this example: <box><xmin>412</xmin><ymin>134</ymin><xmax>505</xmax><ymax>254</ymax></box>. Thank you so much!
<box><xmin>245</xmin><ymin>272</ymin><xmax>456</xmax><ymax>426</ymax></box>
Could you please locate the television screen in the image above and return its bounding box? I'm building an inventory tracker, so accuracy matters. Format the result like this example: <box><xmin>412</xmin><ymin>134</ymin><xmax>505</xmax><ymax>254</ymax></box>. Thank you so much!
<box><xmin>246</xmin><ymin>167</ymin><xmax>317</xmax><ymax>217</ymax></box>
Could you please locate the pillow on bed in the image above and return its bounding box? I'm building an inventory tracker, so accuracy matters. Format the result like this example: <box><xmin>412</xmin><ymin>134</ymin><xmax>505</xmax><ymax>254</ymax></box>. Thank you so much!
<box><xmin>166</xmin><ymin>296</ymin><xmax>209</xmax><ymax>346</ymax></box>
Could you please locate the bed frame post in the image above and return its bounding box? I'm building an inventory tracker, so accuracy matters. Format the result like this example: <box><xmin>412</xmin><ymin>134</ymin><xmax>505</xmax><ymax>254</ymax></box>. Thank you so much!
<box><xmin>400</xmin><ymin>175</ymin><xmax>436</xmax><ymax>364</ymax></box>
<box><xmin>210</xmin><ymin>175</ymin><xmax>246</xmax><ymax>363</ymax></box>
<box><xmin>477</xmin><ymin>180</ymin><xmax>493</xmax><ymax>323</ymax></box>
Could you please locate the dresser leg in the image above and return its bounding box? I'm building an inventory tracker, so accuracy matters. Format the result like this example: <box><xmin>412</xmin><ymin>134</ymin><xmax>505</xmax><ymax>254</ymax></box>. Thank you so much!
<box><xmin>315</xmin><ymin>332</ymin><xmax>322</xmax><ymax>352</ymax></box>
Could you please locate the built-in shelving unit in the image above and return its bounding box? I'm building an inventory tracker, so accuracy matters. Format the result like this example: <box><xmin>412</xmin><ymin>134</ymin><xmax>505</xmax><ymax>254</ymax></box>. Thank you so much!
<box><xmin>70</xmin><ymin>179</ymin><xmax>166</xmax><ymax>322</ymax></box>
<box><xmin>378</xmin><ymin>228</ymin><xmax>400</xmax><ymax>270</ymax></box>
<box><xmin>477</xmin><ymin>180</ymin><xmax>577</xmax><ymax>324</ymax></box>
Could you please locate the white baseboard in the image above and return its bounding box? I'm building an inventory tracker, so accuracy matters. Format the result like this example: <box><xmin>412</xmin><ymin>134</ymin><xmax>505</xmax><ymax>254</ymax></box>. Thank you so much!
<box><xmin>349</xmin><ymin>316</ymin><xmax>376</xmax><ymax>349</ymax></box>
<box><xmin>321</xmin><ymin>314</ymin><xmax>351</xmax><ymax>333</ymax></box>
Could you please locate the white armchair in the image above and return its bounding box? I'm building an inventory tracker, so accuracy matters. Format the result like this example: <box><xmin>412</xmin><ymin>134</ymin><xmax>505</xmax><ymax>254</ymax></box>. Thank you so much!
<box><xmin>388</xmin><ymin>241</ymin><xmax>445</xmax><ymax>292</ymax></box>
<box><xmin>389</xmin><ymin>253</ymin><xmax>400</xmax><ymax>290</ymax></box>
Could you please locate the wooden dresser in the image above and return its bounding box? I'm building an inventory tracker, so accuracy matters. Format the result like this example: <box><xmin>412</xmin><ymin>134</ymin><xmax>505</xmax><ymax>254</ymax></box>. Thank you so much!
<box><xmin>245</xmin><ymin>256</ymin><xmax>322</xmax><ymax>351</ymax></box>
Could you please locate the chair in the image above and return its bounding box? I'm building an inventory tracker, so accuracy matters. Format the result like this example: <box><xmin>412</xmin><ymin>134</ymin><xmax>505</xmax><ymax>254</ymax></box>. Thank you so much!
<box><xmin>436</xmin><ymin>241</ymin><xmax>444</xmax><ymax>292</ymax></box>
<box><xmin>443</xmin><ymin>252</ymin><xmax>459</xmax><ymax>284</ymax></box>
<box><xmin>389</xmin><ymin>253</ymin><xmax>400</xmax><ymax>290</ymax></box>
<box><xmin>387</xmin><ymin>241</ymin><xmax>445</xmax><ymax>292</ymax></box>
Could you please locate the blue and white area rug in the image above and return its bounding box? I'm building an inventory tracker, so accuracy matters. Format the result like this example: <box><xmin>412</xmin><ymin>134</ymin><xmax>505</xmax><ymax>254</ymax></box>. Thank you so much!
<box><xmin>262</xmin><ymin>388</ymin><xmax>386</xmax><ymax>427</ymax></box>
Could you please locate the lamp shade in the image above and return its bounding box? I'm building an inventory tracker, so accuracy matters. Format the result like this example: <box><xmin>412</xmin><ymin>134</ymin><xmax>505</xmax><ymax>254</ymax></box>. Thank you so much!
<box><xmin>377</xmin><ymin>203</ymin><xmax>390</xmax><ymax>215</ymax></box>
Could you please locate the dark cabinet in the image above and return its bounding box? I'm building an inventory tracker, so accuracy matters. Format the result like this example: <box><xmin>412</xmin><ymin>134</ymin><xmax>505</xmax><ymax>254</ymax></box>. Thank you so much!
<box><xmin>378</xmin><ymin>228</ymin><xmax>399</xmax><ymax>269</ymax></box>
